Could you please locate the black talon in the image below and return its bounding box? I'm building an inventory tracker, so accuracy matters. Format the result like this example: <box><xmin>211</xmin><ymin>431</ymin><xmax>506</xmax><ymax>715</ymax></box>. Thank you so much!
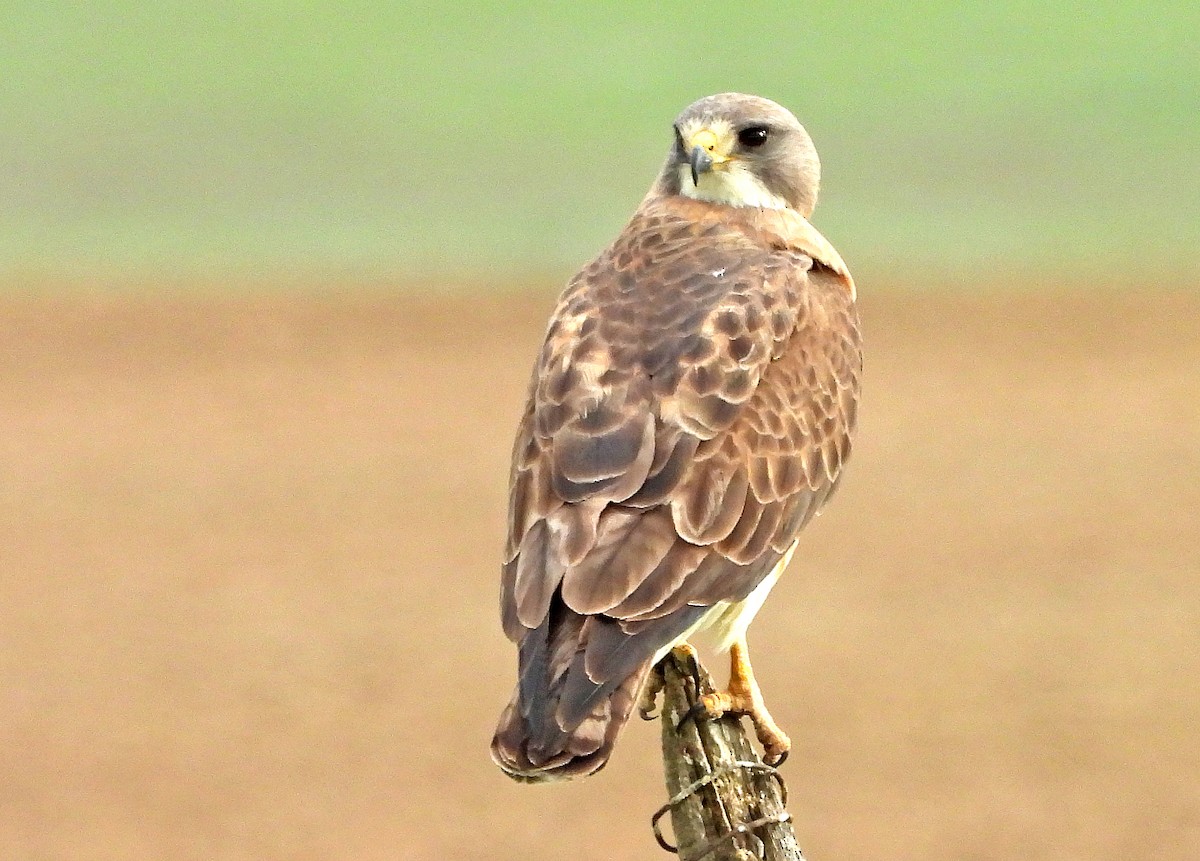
<box><xmin>688</xmin><ymin>658</ymin><xmax>703</xmax><ymax>699</ymax></box>
<box><xmin>771</xmin><ymin>749</ymin><xmax>789</xmax><ymax>767</ymax></box>
<box><xmin>676</xmin><ymin>699</ymin><xmax>708</xmax><ymax>732</ymax></box>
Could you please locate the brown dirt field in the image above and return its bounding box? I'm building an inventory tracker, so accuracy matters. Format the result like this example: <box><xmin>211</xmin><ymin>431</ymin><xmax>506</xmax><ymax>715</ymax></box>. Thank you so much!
<box><xmin>0</xmin><ymin>284</ymin><xmax>1197</xmax><ymax>860</ymax></box>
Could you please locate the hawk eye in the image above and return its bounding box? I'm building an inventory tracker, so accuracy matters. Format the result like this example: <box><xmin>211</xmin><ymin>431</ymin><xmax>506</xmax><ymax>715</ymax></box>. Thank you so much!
<box><xmin>737</xmin><ymin>125</ymin><xmax>770</xmax><ymax>148</ymax></box>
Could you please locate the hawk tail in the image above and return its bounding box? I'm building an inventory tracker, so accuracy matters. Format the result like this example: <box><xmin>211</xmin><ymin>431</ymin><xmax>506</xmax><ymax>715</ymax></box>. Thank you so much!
<box><xmin>490</xmin><ymin>661</ymin><xmax>650</xmax><ymax>783</ymax></box>
<box><xmin>491</xmin><ymin>594</ymin><xmax>708</xmax><ymax>782</ymax></box>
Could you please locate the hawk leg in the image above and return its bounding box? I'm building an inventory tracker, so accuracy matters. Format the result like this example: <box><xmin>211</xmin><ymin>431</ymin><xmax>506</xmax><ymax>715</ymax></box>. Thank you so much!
<box><xmin>681</xmin><ymin>637</ymin><xmax>791</xmax><ymax>765</ymax></box>
<box><xmin>638</xmin><ymin>662</ymin><xmax>666</xmax><ymax>720</ymax></box>
<box><xmin>641</xmin><ymin>643</ymin><xmax>704</xmax><ymax>720</ymax></box>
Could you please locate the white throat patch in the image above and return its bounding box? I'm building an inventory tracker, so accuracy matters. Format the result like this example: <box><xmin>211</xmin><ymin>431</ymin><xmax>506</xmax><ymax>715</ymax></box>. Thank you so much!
<box><xmin>678</xmin><ymin>162</ymin><xmax>790</xmax><ymax>210</ymax></box>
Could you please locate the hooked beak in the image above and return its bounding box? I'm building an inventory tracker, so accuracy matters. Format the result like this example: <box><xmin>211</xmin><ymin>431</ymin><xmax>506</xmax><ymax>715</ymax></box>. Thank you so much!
<box><xmin>684</xmin><ymin>127</ymin><xmax>725</xmax><ymax>186</ymax></box>
<box><xmin>689</xmin><ymin>146</ymin><xmax>714</xmax><ymax>186</ymax></box>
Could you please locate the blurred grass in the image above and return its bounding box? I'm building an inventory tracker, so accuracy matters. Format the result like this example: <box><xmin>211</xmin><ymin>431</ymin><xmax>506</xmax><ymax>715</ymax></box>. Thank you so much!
<box><xmin>1</xmin><ymin>2</ymin><xmax>1197</xmax><ymax>284</ymax></box>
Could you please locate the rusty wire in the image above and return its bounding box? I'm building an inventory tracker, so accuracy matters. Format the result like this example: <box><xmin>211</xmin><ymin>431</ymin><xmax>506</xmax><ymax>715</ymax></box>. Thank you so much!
<box><xmin>651</xmin><ymin>759</ymin><xmax>790</xmax><ymax>858</ymax></box>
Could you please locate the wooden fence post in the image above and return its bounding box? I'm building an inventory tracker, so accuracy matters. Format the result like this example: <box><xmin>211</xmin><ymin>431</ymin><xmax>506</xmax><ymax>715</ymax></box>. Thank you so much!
<box><xmin>650</xmin><ymin>650</ymin><xmax>806</xmax><ymax>861</ymax></box>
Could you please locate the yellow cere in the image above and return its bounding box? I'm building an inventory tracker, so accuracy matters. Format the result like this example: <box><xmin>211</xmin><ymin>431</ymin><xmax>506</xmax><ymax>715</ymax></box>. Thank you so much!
<box><xmin>681</xmin><ymin>120</ymin><xmax>735</xmax><ymax>164</ymax></box>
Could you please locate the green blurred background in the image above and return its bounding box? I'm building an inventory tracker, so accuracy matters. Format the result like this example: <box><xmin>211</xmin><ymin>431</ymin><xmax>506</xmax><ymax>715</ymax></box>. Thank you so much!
<box><xmin>2</xmin><ymin>1</ymin><xmax>1197</xmax><ymax>285</ymax></box>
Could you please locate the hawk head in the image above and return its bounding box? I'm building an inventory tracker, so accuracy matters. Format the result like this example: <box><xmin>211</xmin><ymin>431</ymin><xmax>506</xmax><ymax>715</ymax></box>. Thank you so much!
<box><xmin>658</xmin><ymin>93</ymin><xmax>821</xmax><ymax>217</ymax></box>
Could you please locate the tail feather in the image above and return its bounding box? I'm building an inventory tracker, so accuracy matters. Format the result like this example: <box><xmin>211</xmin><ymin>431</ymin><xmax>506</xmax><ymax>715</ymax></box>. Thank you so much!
<box><xmin>492</xmin><ymin>595</ymin><xmax>707</xmax><ymax>782</ymax></box>
<box><xmin>491</xmin><ymin>663</ymin><xmax>648</xmax><ymax>782</ymax></box>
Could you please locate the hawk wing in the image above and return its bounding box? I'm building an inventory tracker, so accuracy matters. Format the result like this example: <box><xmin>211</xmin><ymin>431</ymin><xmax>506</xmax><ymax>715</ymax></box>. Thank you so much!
<box><xmin>492</xmin><ymin>201</ymin><xmax>860</xmax><ymax>780</ymax></box>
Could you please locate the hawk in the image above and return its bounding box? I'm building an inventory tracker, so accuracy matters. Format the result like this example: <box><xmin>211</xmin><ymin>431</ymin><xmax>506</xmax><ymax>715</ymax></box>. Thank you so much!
<box><xmin>492</xmin><ymin>93</ymin><xmax>861</xmax><ymax>782</ymax></box>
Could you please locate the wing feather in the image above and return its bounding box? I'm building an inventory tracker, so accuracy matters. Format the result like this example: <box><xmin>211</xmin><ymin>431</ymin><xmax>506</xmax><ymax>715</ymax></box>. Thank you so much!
<box><xmin>513</xmin><ymin>520</ymin><xmax>566</xmax><ymax>629</ymax></box>
<box><xmin>605</xmin><ymin>539</ymin><xmax>708</xmax><ymax>618</ymax></box>
<box><xmin>560</xmin><ymin>506</ymin><xmax>676</xmax><ymax>614</ymax></box>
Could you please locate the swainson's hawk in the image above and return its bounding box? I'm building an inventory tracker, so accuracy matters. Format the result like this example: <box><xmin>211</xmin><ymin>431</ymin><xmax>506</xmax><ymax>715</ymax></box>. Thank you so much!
<box><xmin>492</xmin><ymin>93</ymin><xmax>861</xmax><ymax>782</ymax></box>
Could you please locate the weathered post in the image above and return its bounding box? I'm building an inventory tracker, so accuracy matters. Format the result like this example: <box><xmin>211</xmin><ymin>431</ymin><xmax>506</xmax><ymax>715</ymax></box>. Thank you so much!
<box><xmin>650</xmin><ymin>650</ymin><xmax>805</xmax><ymax>861</ymax></box>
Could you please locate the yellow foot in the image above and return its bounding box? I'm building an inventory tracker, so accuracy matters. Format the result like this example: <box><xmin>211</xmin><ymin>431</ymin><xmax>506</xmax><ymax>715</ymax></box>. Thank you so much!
<box><xmin>693</xmin><ymin>687</ymin><xmax>791</xmax><ymax>765</ymax></box>
<box><xmin>671</xmin><ymin>641</ymin><xmax>700</xmax><ymax>663</ymax></box>
<box><xmin>682</xmin><ymin>638</ymin><xmax>791</xmax><ymax>766</ymax></box>
<box><xmin>642</xmin><ymin>643</ymin><xmax>700</xmax><ymax>720</ymax></box>
<box><xmin>638</xmin><ymin>664</ymin><xmax>665</xmax><ymax>720</ymax></box>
